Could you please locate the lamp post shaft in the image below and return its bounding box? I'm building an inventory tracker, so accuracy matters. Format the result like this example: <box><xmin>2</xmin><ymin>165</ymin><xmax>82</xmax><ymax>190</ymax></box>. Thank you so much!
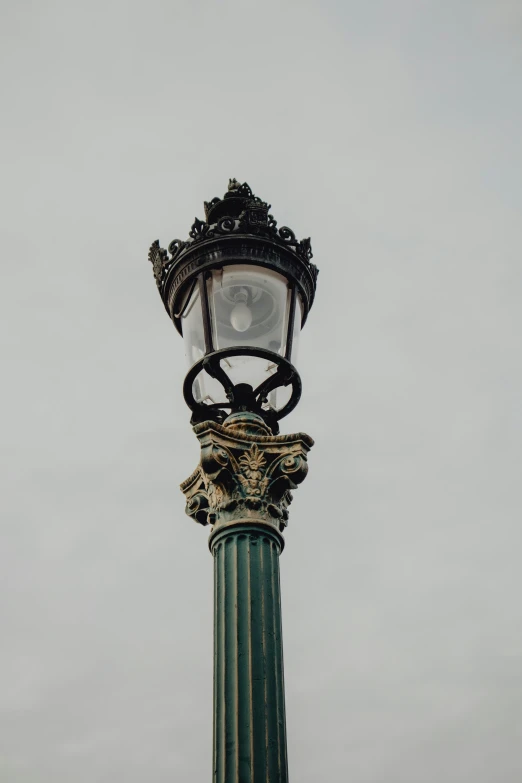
<box><xmin>181</xmin><ymin>413</ymin><xmax>313</xmax><ymax>783</ymax></box>
<box><xmin>212</xmin><ymin>525</ymin><xmax>287</xmax><ymax>783</ymax></box>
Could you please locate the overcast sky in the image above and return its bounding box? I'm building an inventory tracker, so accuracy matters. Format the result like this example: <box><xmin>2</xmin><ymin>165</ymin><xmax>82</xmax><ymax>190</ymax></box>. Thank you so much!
<box><xmin>2</xmin><ymin>1</ymin><xmax>522</xmax><ymax>781</ymax></box>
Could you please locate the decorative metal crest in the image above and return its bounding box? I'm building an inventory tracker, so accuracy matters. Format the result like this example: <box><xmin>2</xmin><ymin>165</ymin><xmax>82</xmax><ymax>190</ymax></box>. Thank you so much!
<box><xmin>148</xmin><ymin>180</ymin><xmax>318</xmax><ymax>293</ymax></box>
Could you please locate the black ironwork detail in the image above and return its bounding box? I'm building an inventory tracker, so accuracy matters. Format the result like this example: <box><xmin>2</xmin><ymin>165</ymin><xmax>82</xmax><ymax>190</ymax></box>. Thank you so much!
<box><xmin>151</xmin><ymin>182</ymin><xmax>318</xmax><ymax>290</ymax></box>
<box><xmin>216</xmin><ymin>216</ymin><xmax>236</xmax><ymax>234</ymax></box>
<box><xmin>189</xmin><ymin>217</ymin><xmax>210</xmax><ymax>240</ymax></box>
<box><xmin>183</xmin><ymin>347</ymin><xmax>302</xmax><ymax>433</ymax></box>
<box><xmin>285</xmin><ymin>285</ymin><xmax>297</xmax><ymax>363</ymax></box>
<box><xmin>149</xmin><ymin>238</ymin><xmax>190</xmax><ymax>289</ymax></box>
<box><xmin>228</xmin><ymin>178</ymin><xmax>253</xmax><ymax>199</ymax></box>
<box><xmin>165</xmin><ymin>239</ymin><xmax>317</xmax><ymax>335</ymax></box>
<box><xmin>276</xmin><ymin>226</ymin><xmax>314</xmax><ymax>266</ymax></box>
<box><xmin>168</xmin><ymin>238</ymin><xmax>188</xmax><ymax>260</ymax></box>
<box><xmin>149</xmin><ymin>180</ymin><xmax>319</xmax><ymax>334</ymax></box>
<box><xmin>178</xmin><ymin>212</ymin><xmax>316</xmax><ymax>270</ymax></box>
<box><xmin>148</xmin><ymin>239</ymin><xmax>170</xmax><ymax>289</ymax></box>
<box><xmin>203</xmin><ymin>197</ymin><xmax>220</xmax><ymax>219</ymax></box>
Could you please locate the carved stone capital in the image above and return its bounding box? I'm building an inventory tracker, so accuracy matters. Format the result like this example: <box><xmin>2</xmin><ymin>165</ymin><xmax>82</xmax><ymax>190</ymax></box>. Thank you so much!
<box><xmin>180</xmin><ymin>413</ymin><xmax>313</xmax><ymax>535</ymax></box>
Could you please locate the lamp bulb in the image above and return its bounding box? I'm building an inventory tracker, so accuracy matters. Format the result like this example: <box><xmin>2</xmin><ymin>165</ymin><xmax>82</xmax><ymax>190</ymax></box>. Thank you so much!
<box><xmin>230</xmin><ymin>302</ymin><xmax>253</xmax><ymax>332</ymax></box>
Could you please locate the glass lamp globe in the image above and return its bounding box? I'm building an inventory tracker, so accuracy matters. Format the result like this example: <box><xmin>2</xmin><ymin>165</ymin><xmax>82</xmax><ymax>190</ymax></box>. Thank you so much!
<box><xmin>181</xmin><ymin>264</ymin><xmax>302</xmax><ymax>414</ymax></box>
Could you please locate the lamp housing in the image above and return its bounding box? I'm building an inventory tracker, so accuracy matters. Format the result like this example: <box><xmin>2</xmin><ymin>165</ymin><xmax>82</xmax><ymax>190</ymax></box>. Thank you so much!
<box><xmin>149</xmin><ymin>180</ymin><xmax>318</xmax><ymax>431</ymax></box>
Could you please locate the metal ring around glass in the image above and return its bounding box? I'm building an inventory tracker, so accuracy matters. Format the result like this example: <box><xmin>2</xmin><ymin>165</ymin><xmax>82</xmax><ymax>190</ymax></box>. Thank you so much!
<box><xmin>183</xmin><ymin>346</ymin><xmax>302</xmax><ymax>428</ymax></box>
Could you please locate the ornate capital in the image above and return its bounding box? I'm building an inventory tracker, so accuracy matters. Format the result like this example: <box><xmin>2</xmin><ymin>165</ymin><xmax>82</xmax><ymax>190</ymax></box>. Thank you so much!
<box><xmin>180</xmin><ymin>414</ymin><xmax>313</xmax><ymax>535</ymax></box>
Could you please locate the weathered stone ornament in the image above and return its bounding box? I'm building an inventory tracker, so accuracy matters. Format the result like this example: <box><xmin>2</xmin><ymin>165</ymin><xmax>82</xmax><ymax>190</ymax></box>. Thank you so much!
<box><xmin>181</xmin><ymin>412</ymin><xmax>313</xmax><ymax>542</ymax></box>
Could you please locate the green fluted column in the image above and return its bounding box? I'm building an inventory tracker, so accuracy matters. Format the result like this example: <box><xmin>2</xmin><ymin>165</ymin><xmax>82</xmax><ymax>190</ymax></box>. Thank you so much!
<box><xmin>211</xmin><ymin>524</ymin><xmax>287</xmax><ymax>783</ymax></box>
<box><xmin>181</xmin><ymin>412</ymin><xmax>313</xmax><ymax>783</ymax></box>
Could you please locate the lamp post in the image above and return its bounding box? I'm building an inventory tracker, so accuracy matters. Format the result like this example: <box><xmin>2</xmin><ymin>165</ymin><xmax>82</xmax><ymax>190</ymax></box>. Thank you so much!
<box><xmin>149</xmin><ymin>179</ymin><xmax>318</xmax><ymax>782</ymax></box>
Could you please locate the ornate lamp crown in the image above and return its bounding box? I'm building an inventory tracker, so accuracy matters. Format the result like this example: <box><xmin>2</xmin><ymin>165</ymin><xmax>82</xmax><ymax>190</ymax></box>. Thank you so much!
<box><xmin>148</xmin><ymin>179</ymin><xmax>318</xmax><ymax>328</ymax></box>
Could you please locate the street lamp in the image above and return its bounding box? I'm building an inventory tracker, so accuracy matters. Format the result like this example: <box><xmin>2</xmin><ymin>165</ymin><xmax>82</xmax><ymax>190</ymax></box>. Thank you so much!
<box><xmin>149</xmin><ymin>179</ymin><xmax>318</xmax><ymax>782</ymax></box>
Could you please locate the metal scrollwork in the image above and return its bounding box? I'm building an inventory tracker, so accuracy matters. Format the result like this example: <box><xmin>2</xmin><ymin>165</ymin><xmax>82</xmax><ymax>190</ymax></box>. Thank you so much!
<box><xmin>216</xmin><ymin>216</ymin><xmax>236</xmax><ymax>234</ymax></box>
<box><xmin>278</xmin><ymin>226</ymin><xmax>297</xmax><ymax>244</ymax></box>
<box><xmin>149</xmin><ymin>180</ymin><xmax>317</xmax><ymax>313</ymax></box>
<box><xmin>189</xmin><ymin>217</ymin><xmax>210</xmax><ymax>240</ymax></box>
<box><xmin>168</xmin><ymin>238</ymin><xmax>187</xmax><ymax>258</ymax></box>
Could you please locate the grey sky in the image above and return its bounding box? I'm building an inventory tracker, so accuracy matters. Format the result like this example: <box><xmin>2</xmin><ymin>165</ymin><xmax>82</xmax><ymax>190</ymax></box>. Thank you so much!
<box><xmin>1</xmin><ymin>1</ymin><xmax>522</xmax><ymax>781</ymax></box>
